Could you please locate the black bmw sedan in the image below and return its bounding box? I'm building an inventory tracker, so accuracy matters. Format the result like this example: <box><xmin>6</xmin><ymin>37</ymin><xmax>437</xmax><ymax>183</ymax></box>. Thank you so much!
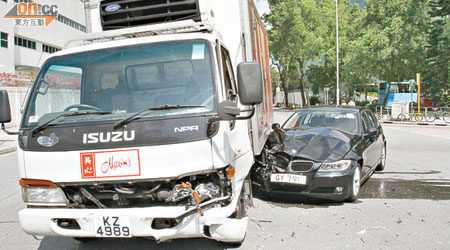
<box><xmin>252</xmin><ymin>106</ymin><xmax>386</xmax><ymax>202</ymax></box>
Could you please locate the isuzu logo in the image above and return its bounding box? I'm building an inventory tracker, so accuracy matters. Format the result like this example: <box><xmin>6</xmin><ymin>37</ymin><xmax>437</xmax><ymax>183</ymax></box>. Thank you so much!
<box><xmin>174</xmin><ymin>126</ymin><xmax>199</xmax><ymax>133</ymax></box>
<box><xmin>83</xmin><ymin>131</ymin><xmax>135</xmax><ymax>144</ymax></box>
<box><xmin>37</xmin><ymin>133</ymin><xmax>59</xmax><ymax>147</ymax></box>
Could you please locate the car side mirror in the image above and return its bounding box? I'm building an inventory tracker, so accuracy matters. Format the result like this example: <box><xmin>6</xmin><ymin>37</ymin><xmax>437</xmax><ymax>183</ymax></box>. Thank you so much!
<box><xmin>237</xmin><ymin>62</ymin><xmax>263</xmax><ymax>106</ymax></box>
<box><xmin>367</xmin><ymin>127</ymin><xmax>377</xmax><ymax>136</ymax></box>
<box><xmin>0</xmin><ymin>90</ymin><xmax>12</xmax><ymax>124</ymax></box>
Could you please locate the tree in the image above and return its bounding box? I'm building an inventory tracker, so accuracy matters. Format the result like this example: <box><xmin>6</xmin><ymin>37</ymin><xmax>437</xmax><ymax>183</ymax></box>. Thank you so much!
<box><xmin>361</xmin><ymin>0</ymin><xmax>429</xmax><ymax>104</ymax></box>
<box><xmin>424</xmin><ymin>0</ymin><xmax>450</xmax><ymax>106</ymax></box>
<box><xmin>266</xmin><ymin>0</ymin><xmax>334</xmax><ymax>107</ymax></box>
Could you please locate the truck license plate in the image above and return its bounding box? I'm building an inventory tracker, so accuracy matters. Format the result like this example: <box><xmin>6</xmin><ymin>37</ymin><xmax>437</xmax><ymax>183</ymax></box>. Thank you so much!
<box><xmin>94</xmin><ymin>216</ymin><xmax>131</xmax><ymax>238</ymax></box>
<box><xmin>270</xmin><ymin>174</ymin><xmax>307</xmax><ymax>185</ymax></box>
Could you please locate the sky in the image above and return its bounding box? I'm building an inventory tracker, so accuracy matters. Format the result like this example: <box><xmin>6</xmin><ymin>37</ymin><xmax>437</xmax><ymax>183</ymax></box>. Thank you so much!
<box><xmin>254</xmin><ymin>0</ymin><xmax>270</xmax><ymax>16</ymax></box>
<box><xmin>253</xmin><ymin>0</ymin><xmax>366</xmax><ymax>16</ymax></box>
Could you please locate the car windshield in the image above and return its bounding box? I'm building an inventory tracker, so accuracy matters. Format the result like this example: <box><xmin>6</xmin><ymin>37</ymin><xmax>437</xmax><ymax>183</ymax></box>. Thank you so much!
<box><xmin>22</xmin><ymin>40</ymin><xmax>216</xmax><ymax>127</ymax></box>
<box><xmin>283</xmin><ymin>110</ymin><xmax>360</xmax><ymax>135</ymax></box>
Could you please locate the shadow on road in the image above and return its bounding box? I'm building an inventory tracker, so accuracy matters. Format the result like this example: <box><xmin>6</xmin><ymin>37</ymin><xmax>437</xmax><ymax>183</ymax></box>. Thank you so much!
<box><xmin>38</xmin><ymin>236</ymin><xmax>237</xmax><ymax>250</ymax></box>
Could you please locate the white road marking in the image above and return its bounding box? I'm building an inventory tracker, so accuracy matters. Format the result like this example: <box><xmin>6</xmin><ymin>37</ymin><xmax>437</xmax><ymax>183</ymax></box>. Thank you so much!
<box><xmin>384</xmin><ymin>126</ymin><xmax>450</xmax><ymax>141</ymax></box>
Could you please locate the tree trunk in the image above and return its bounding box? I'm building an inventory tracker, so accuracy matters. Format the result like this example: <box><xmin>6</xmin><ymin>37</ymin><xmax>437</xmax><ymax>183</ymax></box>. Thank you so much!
<box><xmin>297</xmin><ymin>59</ymin><xmax>307</xmax><ymax>107</ymax></box>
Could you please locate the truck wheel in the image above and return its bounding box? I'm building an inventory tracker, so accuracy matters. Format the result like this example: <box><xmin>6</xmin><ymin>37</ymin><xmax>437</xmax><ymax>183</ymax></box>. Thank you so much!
<box><xmin>73</xmin><ymin>237</ymin><xmax>96</xmax><ymax>243</ymax></box>
<box><xmin>231</xmin><ymin>191</ymin><xmax>247</xmax><ymax>219</ymax></box>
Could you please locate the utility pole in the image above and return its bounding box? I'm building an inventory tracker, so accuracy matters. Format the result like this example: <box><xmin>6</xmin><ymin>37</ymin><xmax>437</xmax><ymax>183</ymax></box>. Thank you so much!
<box><xmin>336</xmin><ymin>0</ymin><xmax>340</xmax><ymax>106</ymax></box>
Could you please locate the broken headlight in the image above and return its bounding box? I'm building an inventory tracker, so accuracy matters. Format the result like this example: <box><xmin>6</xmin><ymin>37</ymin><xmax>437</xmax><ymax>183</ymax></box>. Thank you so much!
<box><xmin>20</xmin><ymin>179</ymin><xmax>67</xmax><ymax>205</ymax></box>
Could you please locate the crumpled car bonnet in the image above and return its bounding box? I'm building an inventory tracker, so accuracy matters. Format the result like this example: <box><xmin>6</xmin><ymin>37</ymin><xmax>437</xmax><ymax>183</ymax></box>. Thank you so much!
<box><xmin>283</xmin><ymin>127</ymin><xmax>352</xmax><ymax>162</ymax></box>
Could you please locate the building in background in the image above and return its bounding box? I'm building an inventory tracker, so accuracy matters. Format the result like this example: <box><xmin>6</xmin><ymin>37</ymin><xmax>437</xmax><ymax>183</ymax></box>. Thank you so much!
<box><xmin>0</xmin><ymin>0</ymin><xmax>87</xmax><ymax>75</ymax></box>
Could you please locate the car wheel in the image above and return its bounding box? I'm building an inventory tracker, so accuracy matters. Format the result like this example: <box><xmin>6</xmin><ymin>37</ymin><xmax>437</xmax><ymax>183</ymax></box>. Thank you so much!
<box><xmin>346</xmin><ymin>164</ymin><xmax>361</xmax><ymax>202</ymax></box>
<box><xmin>376</xmin><ymin>144</ymin><xmax>387</xmax><ymax>171</ymax></box>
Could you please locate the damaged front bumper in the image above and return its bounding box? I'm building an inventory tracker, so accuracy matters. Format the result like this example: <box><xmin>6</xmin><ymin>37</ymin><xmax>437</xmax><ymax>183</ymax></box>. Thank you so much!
<box><xmin>18</xmin><ymin>195</ymin><xmax>248</xmax><ymax>243</ymax></box>
<box><xmin>253</xmin><ymin>159</ymin><xmax>355</xmax><ymax>201</ymax></box>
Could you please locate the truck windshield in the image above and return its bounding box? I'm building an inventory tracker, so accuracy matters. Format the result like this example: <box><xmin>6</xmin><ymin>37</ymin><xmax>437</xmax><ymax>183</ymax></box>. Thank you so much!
<box><xmin>22</xmin><ymin>40</ymin><xmax>216</xmax><ymax>128</ymax></box>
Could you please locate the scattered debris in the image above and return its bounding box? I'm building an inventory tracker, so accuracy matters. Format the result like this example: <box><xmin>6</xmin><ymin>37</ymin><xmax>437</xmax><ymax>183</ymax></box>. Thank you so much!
<box><xmin>357</xmin><ymin>226</ymin><xmax>386</xmax><ymax>235</ymax></box>
<box><xmin>396</xmin><ymin>218</ymin><xmax>402</xmax><ymax>224</ymax></box>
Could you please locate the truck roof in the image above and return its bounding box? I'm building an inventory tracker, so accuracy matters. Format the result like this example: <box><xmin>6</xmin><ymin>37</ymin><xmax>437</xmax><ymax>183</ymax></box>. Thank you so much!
<box><xmin>41</xmin><ymin>32</ymin><xmax>216</xmax><ymax>65</ymax></box>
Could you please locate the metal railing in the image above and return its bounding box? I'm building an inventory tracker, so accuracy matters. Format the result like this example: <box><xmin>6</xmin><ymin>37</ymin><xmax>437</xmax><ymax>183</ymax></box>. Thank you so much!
<box><xmin>376</xmin><ymin>105</ymin><xmax>450</xmax><ymax>123</ymax></box>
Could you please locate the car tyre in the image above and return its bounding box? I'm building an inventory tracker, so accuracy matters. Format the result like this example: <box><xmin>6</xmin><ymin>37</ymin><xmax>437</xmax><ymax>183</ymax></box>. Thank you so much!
<box><xmin>346</xmin><ymin>164</ymin><xmax>361</xmax><ymax>202</ymax></box>
<box><xmin>376</xmin><ymin>143</ymin><xmax>387</xmax><ymax>171</ymax></box>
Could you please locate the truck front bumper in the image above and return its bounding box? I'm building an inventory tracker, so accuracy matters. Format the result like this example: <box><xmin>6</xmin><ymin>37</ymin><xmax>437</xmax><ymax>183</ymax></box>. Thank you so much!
<box><xmin>18</xmin><ymin>198</ymin><xmax>247</xmax><ymax>243</ymax></box>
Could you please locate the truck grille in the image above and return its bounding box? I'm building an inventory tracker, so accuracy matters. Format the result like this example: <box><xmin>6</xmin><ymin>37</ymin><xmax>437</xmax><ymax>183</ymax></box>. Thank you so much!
<box><xmin>100</xmin><ymin>0</ymin><xmax>201</xmax><ymax>30</ymax></box>
<box><xmin>290</xmin><ymin>161</ymin><xmax>314</xmax><ymax>172</ymax></box>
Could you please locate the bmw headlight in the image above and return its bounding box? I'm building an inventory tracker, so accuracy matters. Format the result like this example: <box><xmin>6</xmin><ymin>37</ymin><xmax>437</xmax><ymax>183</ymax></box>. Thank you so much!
<box><xmin>20</xmin><ymin>179</ymin><xmax>67</xmax><ymax>205</ymax></box>
<box><xmin>318</xmin><ymin>160</ymin><xmax>352</xmax><ymax>172</ymax></box>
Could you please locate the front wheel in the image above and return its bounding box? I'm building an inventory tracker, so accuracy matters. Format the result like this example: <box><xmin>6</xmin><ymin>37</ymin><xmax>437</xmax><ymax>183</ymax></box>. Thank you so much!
<box><xmin>73</xmin><ymin>238</ymin><xmax>96</xmax><ymax>243</ymax></box>
<box><xmin>425</xmin><ymin>112</ymin><xmax>436</xmax><ymax>122</ymax></box>
<box><xmin>413</xmin><ymin>113</ymin><xmax>423</xmax><ymax>121</ymax></box>
<box><xmin>397</xmin><ymin>114</ymin><xmax>407</xmax><ymax>121</ymax></box>
<box><xmin>443</xmin><ymin>113</ymin><xmax>450</xmax><ymax>123</ymax></box>
<box><xmin>346</xmin><ymin>164</ymin><xmax>361</xmax><ymax>202</ymax></box>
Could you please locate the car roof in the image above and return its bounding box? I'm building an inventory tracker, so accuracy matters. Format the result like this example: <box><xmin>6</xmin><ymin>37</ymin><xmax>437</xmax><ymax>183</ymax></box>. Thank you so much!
<box><xmin>295</xmin><ymin>106</ymin><xmax>367</xmax><ymax>113</ymax></box>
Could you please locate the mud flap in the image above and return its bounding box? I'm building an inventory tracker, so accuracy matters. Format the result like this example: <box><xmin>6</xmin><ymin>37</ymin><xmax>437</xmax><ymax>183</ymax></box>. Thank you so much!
<box><xmin>200</xmin><ymin>217</ymin><xmax>248</xmax><ymax>243</ymax></box>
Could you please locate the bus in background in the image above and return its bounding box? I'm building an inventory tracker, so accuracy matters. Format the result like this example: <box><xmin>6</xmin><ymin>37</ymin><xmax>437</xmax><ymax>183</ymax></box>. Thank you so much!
<box><xmin>378</xmin><ymin>81</ymin><xmax>435</xmax><ymax>107</ymax></box>
<box><xmin>356</xmin><ymin>83</ymin><xmax>378</xmax><ymax>104</ymax></box>
<box><xmin>378</xmin><ymin>80</ymin><xmax>418</xmax><ymax>107</ymax></box>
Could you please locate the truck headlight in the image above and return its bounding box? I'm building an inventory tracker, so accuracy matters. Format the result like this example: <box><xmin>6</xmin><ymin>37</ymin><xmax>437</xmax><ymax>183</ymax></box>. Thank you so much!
<box><xmin>318</xmin><ymin>160</ymin><xmax>352</xmax><ymax>172</ymax></box>
<box><xmin>20</xmin><ymin>179</ymin><xmax>67</xmax><ymax>204</ymax></box>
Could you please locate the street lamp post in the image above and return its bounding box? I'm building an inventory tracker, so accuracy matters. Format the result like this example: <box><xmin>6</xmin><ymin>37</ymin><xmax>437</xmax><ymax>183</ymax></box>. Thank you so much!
<box><xmin>336</xmin><ymin>0</ymin><xmax>340</xmax><ymax>106</ymax></box>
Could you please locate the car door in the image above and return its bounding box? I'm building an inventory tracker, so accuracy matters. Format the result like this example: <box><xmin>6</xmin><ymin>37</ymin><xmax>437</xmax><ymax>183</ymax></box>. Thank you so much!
<box><xmin>360</xmin><ymin>110</ymin><xmax>377</xmax><ymax>176</ymax></box>
<box><xmin>366</xmin><ymin>109</ymin><xmax>384</xmax><ymax>166</ymax></box>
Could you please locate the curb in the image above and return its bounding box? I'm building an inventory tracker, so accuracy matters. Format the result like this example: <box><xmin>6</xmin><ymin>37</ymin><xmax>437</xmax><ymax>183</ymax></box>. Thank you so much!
<box><xmin>382</xmin><ymin>121</ymin><xmax>448</xmax><ymax>127</ymax></box>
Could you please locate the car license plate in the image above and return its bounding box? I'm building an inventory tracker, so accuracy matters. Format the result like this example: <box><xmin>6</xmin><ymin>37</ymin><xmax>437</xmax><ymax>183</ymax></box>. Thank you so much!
<box><xmin>94</xmin><ymin>216</ymin><xmax>131</xmax><ymax>238</ymax></box>
<box><xmin>270</xmin><ymin>174</ymin><xmax>307</xmax><ymax>185</ymax></box>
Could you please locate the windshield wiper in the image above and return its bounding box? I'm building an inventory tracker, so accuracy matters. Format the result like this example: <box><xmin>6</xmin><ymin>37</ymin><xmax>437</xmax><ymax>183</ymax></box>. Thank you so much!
<box><xmin>113</xmin><ymin>105</ymin><xmax>204</xmax><ymax>130</ymax></box>
<box><xmin>31</xmin><ymin>111</ymin><xmax>112</xmax><ymax>135</ymax></box>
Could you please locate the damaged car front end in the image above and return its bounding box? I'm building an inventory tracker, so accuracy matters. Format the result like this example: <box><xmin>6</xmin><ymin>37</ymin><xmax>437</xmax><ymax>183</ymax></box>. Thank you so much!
<box><xmin>253</xmin><ymin>107</ymin><xmax>385</xmax><ymax>202</ymax></box>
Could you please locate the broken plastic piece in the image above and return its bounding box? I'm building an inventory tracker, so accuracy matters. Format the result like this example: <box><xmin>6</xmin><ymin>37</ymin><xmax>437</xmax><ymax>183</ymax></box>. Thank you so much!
<box><xmin>226</xmin><ymin>167</ymin><xmax>235</xmax><ymax>180</ymax></box>
<box><xmin>195</xmin><ymin>183</ymin><xmax>221</xmax><ymax>202</ymax></box>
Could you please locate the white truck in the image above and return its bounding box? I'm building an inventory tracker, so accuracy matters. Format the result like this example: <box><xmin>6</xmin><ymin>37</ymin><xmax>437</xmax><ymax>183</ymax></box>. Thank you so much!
<box><xmin>0</xmin><ymin>0</ymin><xmax>273</xmax><ymax>244</ymax></box>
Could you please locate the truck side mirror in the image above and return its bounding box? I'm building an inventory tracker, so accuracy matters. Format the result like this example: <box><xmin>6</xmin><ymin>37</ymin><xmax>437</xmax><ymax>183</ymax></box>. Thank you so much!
<box><xmin>217</xmin><ymin>100</ymin><xmax>241</xmax><ymax>120</ymax></box>
<box><xmin>0</xmin><ymin>90</ymin><xmax>12</xmax><ymax>124</ymax></box>
<box><xmin>237</xmin><ymin>62</ymin><xmax>263</xmax><ymax>105</ymax></box>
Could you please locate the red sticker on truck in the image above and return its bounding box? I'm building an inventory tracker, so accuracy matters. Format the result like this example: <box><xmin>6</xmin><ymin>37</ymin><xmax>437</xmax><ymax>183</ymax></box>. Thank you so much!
<box><xmin>80</xmin><ymin>149</ymin><xmax>141</xmax><ymax>179</ymax></box>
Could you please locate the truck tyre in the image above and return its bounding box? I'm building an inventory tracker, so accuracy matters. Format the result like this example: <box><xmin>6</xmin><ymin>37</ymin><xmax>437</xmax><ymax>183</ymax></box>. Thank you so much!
<box><xmin>73</xmin><ymin>237</ymin><xmax>96</xmax><ymax>243</ymax></box>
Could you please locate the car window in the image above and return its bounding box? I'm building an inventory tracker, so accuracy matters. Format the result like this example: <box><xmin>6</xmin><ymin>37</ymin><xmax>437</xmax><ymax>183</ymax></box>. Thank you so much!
<box><xmin>366</xmin><ymin>110</ymin><xmax>378</xmax><ymax>128</ymax></box>
<box><xmin>283</xmin><ymin>110</ymin><xmax>359</xmax><ymax>135</ymax></box>
<box><xmin>361</xmin><ymin>111</ymin><xmax>372</xmax><ymax>133</ymax></box>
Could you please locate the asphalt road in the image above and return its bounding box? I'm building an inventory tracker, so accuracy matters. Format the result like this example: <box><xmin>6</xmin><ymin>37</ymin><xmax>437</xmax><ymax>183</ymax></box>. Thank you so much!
<box><xmin>1</xmin><ymin>111</ymin><xmax>450</xmax><ymax>250</ymax></box>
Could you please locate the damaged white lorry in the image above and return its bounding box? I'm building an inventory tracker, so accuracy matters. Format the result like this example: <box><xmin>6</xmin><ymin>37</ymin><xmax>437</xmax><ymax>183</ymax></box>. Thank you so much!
<box><xmin>0</xmin><ymin>0</ymin><xmax>273</xmax><ymax>244</ymax></box>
